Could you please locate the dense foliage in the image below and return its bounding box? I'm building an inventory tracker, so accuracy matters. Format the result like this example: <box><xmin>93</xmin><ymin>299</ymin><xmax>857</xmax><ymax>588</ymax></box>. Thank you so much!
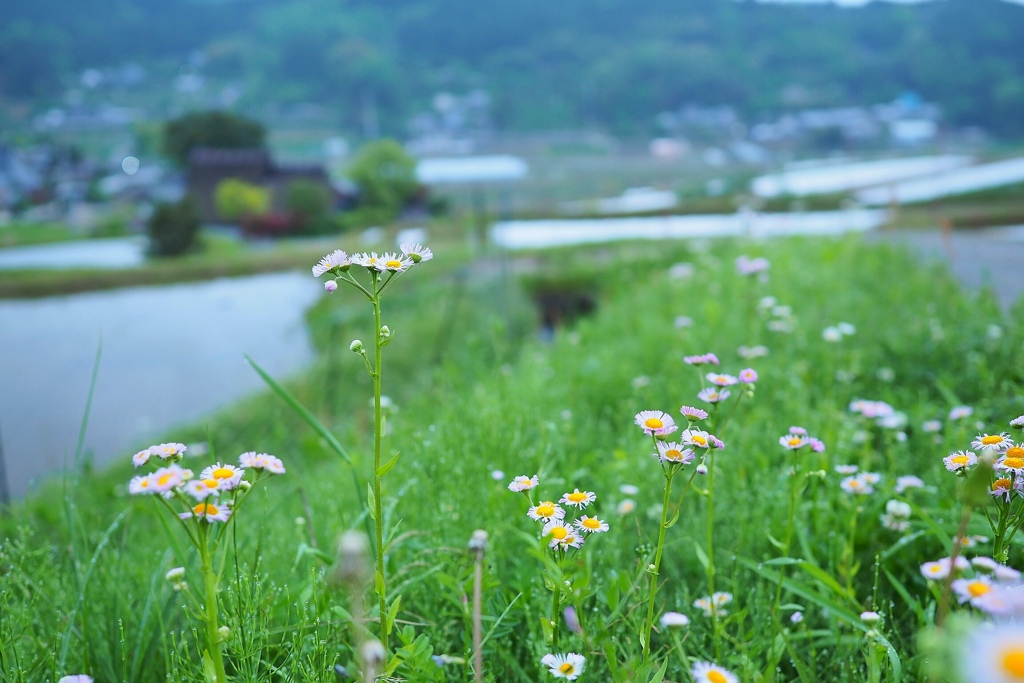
<box><xmin>3</xmin><ymin>0</ymin><xmax>1024</xmax><ymax>137</ymax></box>
<box><xmin>163</xmin><ymin>111</ymin><xmax>267</xmax><ymax>167</ymax></box>
<box><xmin>147</xmin><ymin>196</ymin><xmax>202</xmax><ymax>256</ymax></box>
<box><xmin>2</xmin><ymin>235</ymin><xmax>1022</xmax><ymax>681</ymax></box>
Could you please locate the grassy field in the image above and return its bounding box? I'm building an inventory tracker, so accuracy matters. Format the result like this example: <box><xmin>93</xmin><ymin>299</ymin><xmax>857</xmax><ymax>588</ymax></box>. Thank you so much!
<box><xmin>1</xmin><ymin>234</ymin><xmax>1022</xmax><ymax>682</ymax></box>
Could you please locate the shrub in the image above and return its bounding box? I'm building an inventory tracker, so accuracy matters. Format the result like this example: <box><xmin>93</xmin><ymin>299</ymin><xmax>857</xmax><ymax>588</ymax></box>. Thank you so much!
<box><xmin>147</xmin><ymin>196</ymin><xmax>201</xmax><ymax>257</ymax></box>
<box><xmin>214</xmin><ymin>178</ymin><xmax>270</xmax><ymax>224</ymax></box>
<box><xmin>162</xmin><ymin>110</ymin><xmax>266</xmax><ymax>167</ymax></box>
<box><xmin>347</xmin><ymin>139</ymin><xmax>417</xmax><ymax>220</ymax></box>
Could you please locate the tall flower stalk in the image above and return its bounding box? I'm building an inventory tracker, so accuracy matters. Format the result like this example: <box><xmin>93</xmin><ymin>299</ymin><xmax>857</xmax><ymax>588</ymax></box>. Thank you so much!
<box><xmin>128</xmin><ymin>444</ymin><xmax>287</xmax><ymax>683</ymax></box>
<box><xmin>312</xmin><ymin>243</ymin><xmax>432</xmax><ymax>659</ymax></box>
<box><xmin>633</xmin><ymin>406</ymin><xmax>720</xmax><ymax>660</ymax></box>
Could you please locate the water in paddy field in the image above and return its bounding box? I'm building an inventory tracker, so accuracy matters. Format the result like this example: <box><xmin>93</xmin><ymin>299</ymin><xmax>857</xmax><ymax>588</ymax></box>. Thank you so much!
<box><xmin>0</xmin><ymin>271</ymin><xmax>320</xmax><ymax>499</ymax></box>
<box><xmin>0</xmin><ymin>237</ymin><xmax>146</xmax><ymax>270</ymax></box>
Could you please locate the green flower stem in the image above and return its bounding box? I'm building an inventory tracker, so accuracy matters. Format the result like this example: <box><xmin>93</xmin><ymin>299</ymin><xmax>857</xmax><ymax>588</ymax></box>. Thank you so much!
<box><xmin>200</xmin><ymin>527</ymin><xmax>227</xmax><ymax>683</ymax></box>
<box><xmin>773</xmin><ymin>458</ymin><xmax>801</xmax><ymax>613</ymax></box>
<box><xmin>642</xmin><ymin>469</ymin><xmax>675</xmax><ymax>659</ymax></box>
<box><xmin>706</xmin><ymin>449</ymin><xmax>721</xmax><ymax>662</ymax></box>
<box><xmin>550</xmin><ymin>555</ymin><xmax>562</xmax><ymax>649</ymax></box>
<box><xmin>371</xmin><ymin>278</ymin><xmax>388</xmax><ymax>658</ymax></box>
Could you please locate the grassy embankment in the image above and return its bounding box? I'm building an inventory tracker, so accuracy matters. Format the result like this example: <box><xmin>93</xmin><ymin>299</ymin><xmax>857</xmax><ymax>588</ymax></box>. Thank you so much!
<box><xmin>2</xmin><ymin>233</ymin><xmax>1023</xmax><ymax>682</ymax></box>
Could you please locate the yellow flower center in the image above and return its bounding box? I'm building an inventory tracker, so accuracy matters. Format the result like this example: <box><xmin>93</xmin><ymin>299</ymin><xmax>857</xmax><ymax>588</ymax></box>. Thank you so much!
<box><xmin>788</xmin><ymin>437</ymin><xmax>802</xmax><ymax>447</ymax></box>
<box><xmin>849</xmin><ymin>480</ymin><xmax>862</xmax><ymax>488</ymax></box>
<box><xmin>664</xmin><ymin>448</ymin><xmax>683</xmax><ymax>460</ymax></box>
<box><xmin>928</xmin><ymin>564</ymin><xmax>942</xmax><ymax>574</ymax></box>
<box><xmin>952</xmin><ymin>456</ymin><xmax>969</xmax><ymax>466</ymax></box>
<box><xmin>968</xmin><ymin>582</ymin><xmax>992</xmax><ymax>597</ymax></box>
<box><xmin>157</xmin><ymin>473</ymin><xmax>173</xmax><ymax>486</ymax></box>
<box><xmin>140</xmin><ymin>479</ymin><xmax>150</xmax><ymax>488</ymax></box>
<box><xmin>1001</xmin><ymin>648</ymin><xmax>1024</xmax><ymax>679</ymax></box>
<box><xmin>645</xmin><ymin>417</ymin><xmax>664</xmax><ymax>429</ymax></box>
<box><xmin>559</xmin><ymin>663</ymin><xmax>575</xmax><ymax>674</ymax></box>
<box><xmin>582</xmin><ymin>518</ymin><xmax>602</xmax><ymax>529</ymax></box>
<box><xmin>1005</xmin><ymin>458</ymin><xmax>1024</xmax><ymax>470</ymax></box>
<box><xmin>1007</xmin><ymin>446</ymin><xmax>1024</xmax><ymax>459</ymax></box>
<box><xmin>212</xmin><ymin>467</ymin><xmax>234</xmax><ymax>480</ymax></box>
<box><xmin>551</xmin><ymin>527</ymin><xmax>568</xmax><ymax>540</ymax></box>
<box><xmin>536</xmin><ymin>503</ymin><xmax>555</xmax><ymax>517</ymax></box>
<box><xmin>202</xmin><ymin>479</ymin><xmax>218</xmax><ymax>489</ymax></box>
<box><xmin>995</xmin><ymin>478</ymin><xmax>1012</xmax><ymax>491</ymax></box>
<box><xmin>983</xmin><ymin>435</ymin><xmax>1005</xmax><ymax>445</ymax></box>
<box><xmin>568</xmin><ymin>492</ymin><xmax>588</xmax><ymax>503</ymax></box>
<box><xmin>692</xmin><ymin>435</ymin><xmax>708</xmax><ymax>447</ymax></box>
<box><xmin>386</xmin><ymin>260</ymin><xmax>402</xmax><ymax>269</ymax></box>
<box><xmin>193</xmin><ymin>503</ymin><xmax>220</xmax><ymax>516</ymax></box>
<box><xmin>708</xmin><ymin>671</ymin><xmax>728</xmax><ymax>683</ymax></box>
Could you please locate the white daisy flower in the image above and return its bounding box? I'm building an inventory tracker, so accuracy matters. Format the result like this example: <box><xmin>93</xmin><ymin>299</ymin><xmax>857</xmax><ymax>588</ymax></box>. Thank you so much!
<box><xmin>527</xmin><ymin>501</ymin><xmax>565</xmax><ymax>522</ymax></box>
<box><xmin>351</xmin><ymin>252</ymin><xmax>381</xmax><ymax>269</ymax></box>
<box><xmin>179</xmin><ymin>501</ymin><xmax>231</xmax><ymax>523</ymax></box>
<box><xmin>691</xmin><ymin>661</ymin><xmax>738</xmax><ymax>683</ymax></box>
<box><xmin>1011</xmin><ymin>415</ymin><xmax>1024</xmax><ymax>429</ymax></box>
<box><xmin>840</xmin><ymin>475</ymin><xmax>873</xmax><ymax>495</ymax></box>
<box><xmin>263</xmin><ymin>455</ymin><xmax>286</xmax><ymax>474</ymax></box>
<box><xmin>953</xmin><ymin>576</ymin><xmax>995</xmax><ymax>604</ymax></box>
<box><xmin>837</xmin><ymin>322</ymin><xmax>856</xmax><ymax>335</ymax></box>
<box><xmin>712</xmin><ymin>592</ymin><xmax>733</xmax><ymax>606</ymax></box>
<box><xmin>373</xmin><ymin>252</ymin><xmax>413</xmax><ymax>273</ymax></box>
<box><xmin>508</xmin><ymin>474</ymin><xmax>539</xmax><ymax>493</ymax></box>
<box><xmin>656</xmin><ymin>441</ymin><xmax>695</xmax><ymax>465</ymax></box>
<box><xmin>679</xmin><ymin>428</ymin><xmax>714</xmax><ymax>450</ymax></box>
<box><xmin>895</xmin><ymin>475</ymin><xmax>925</xmax><ymax>493</ymax></box>
<box><xmin>697</xmin><ymin>387</ymin><xmax>730</xmax><ymax>404</ymax></box>
<box><xmin>311</xmin><ymin>250</ymin><xmax>349</xmax><ymax>277</ymax></box>
<box><xmin>659</xmin><ymin>611</ymin><xmax>689</xmax><ymax>628</ymax></box>
<box><xmin>185</xmin><ymin>478</ymin><xmax>221</xmax><ymax>501</ymax></box>
<box><xmin>991</xmin><ymin>478</ymin><xmax>1019</xmax><ymax>502</ymax></box>
<box><xmin>132</xmin><ymin>448</ymin><xmax>153</xmax><ymax>467</ymax></box>
<box><xmin>860</xmin><ymin>472</ymin><xmax>881</xmax><ymax>484</ymax></box>
<box><xmin>129</xmin><ymin>474</ymin><xmax>155</xmax><ymax>495</ymax></box>
<box><xmin>972</xmin><ymin>556</ymin><xmax>1000</xmax><ymax>572</ymax></box>
<box><xmin>634</xmin><ymin>410</ymin><xmax>678</xmax><ymax>436</ymax></box>
<box><xmin>921</xmin><ymin>560</ymin><xmax>951</xmax><ymax>581</ymax></box>
<box><xmin>619</xmin><ymin>484</ymin><xmax>640</xmax><ymax>495</ymax></box>
<box><xmin>995</xmin><ymin>565</ymin><xmax>1022</xmax><ymax>583</ymax></box>
<box><xmin>922</xmin><ymin>420</ymin><xmax>943</xmax><ymax>433</ymax></box>
<box><xmin>944</xmin><ymin>451</ymin><xmax>978</xmax><ymax>472</ymax></box>
<box><xmin>973</xmin><ymin>433</ymin><xmax>1014</xmax><ymax>453</ymax></box>
<box><xmin>617</xmin><ymin>499</ymin><xmax>636</xmax><ymax>515</ymax></box>
<box><xmin>560</xmin><ymin>489</ymin><xmax>596</xmax><ymax>508</ymax></box>
<box><xmin>949</xmin><ymin>406</ymin><xmax>974</xmax><ymax>421</ymax></box>
<box><xmin>575</xmin><ymin>515</ymin><xmax>609</xmax><ymax>534</ymax></box>
<box><xmin>834</xmin><ymin>465</ymin><xmax>859</xmax><ymax>475</ymax></box>
<box><xmin>542</xmin><ymin>519</ymin><xmax>576</xmax><ymax>549</ymax></box>
<box><xmin>960</xmin><ymin>621</ymin><xmax>1024</xmax><ymax>683</ymax></box>
<box><xmin>150</xmin><ymin>465</ymin><xmax>188</xmax><ymax>494</ymax></box>
<box><xmin>680</xmin><ymin>405</ymin><xmax>709</xmax><ymax>422</ymax></box>
<box><xmin>200</xmin><ymin>463</ymin><xmax>244</xmax><ymax>490</ymax></box>
<box><xmin>779</xmin><ymin>434</ymin><xmax>806</xmax><ymax>450</ymax></box>
<box><xmin>57</xmin><ymin>677</ymin><xmax>93</xmax><ymax>683</ymax></box>
<box><xmin>152</xmin><ymin>442</ymin><xmax>188</xmax><ymax>460</ymax></box>
<box><xmin>399</xmin><ymin>243</ymin><xmax>433</xmax><ymax>263</ymax></box>
<box><xmin>822</xmin><ymin>326</ymin><xmax>843</xmax><ymax>343</ymax></box>
<box><xmin>705</xmin><ymin>372</ymin><xmax>739</xmax><ymax>387</ymax></box>
<box><xmin>540</xmin><ymin>653</ymin><xmax>585</xmax><ymax>680</ymax></box>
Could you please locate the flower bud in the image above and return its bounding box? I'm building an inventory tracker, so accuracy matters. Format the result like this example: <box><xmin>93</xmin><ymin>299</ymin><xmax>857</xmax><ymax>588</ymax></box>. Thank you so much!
<box><xmin>468</xmin><ymin>529</ymin><xmax>488</xmax><ymax>551</ymax></box>
<box><xmin>860</xmin><ymin>611</ymin><xmax>881</xmax><ymax>625</ymax></box>
<box><xmin>165</xmin><ymin>567</ymin><xmax>186</xmax><ymax>583</ymax></box>
<box><xmin>349</xmin><ymin>339</ymin><xmax>364</xmax><ymax>353</ymax></box>
<box><xmin>324</xmin><ymin>280</ymin><xmax>337</xmax><ymax>293</ymax></box>
<box><xmin>379</xmin><ymin>325</ymin><xmax>391</xmax><ymax>339</ymax></box>
<box><xmin>696</xmin><ymin>464</ymin><xmax>708</xmax><ymax>475</ymax></box>
<box><xmin>218</xmin><ymin>625</ymin><xmax>231</xmax><ymax>642</ymax></box>
<box><xmin>361</xmin><ymin>639</ymin><xmax>385</xmax><ymax>667</ymax></box>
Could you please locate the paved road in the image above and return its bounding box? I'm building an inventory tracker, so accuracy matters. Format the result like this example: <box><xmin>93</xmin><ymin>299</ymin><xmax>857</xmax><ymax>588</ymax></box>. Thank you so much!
<box><xmin>873</xmin><ymin>226</ymin><xmax>1024</xmax><ymax>310</ymax></box>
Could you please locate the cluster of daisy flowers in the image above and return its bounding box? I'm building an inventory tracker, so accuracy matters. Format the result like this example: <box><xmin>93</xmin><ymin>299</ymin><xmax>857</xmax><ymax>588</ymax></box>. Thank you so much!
<box><xmin>681</xmin><ymin>352</ymin><xmax>758</xmax><ymax>406</ymax></box>
<box><xmin>735</xmin><ymin>254</ymin><xmax>769</xmax><ymax>278</ymax></box>
<box><xmin>849</xmin><ymin>399</ymin><xmax>907</xmax><ymax>431</ymax></box>
<box><xmin>509</xmin><ymin>475</ymin><xmax>608</xmax><ymax>551</ymax></box>
<box><xmin>312</xmin><ymin>242</ymin><xmax>432</xmax><ymax>292</ymax></box>
<box><xmin>129</xmin><ymin>443</ymin><xmax>285</xmax><ymax>523</ymax></box>
<box><xmin>693</xmin><ymin>591</ymin><xmax>734</xmax><ymax>619</ymax></box>
<box><xmin>821</xmin><ymin>322</ymin><xmax>856</xmax><ymax>343</ymax></box>
<box><xmin>634</xmin><ymin>405</ymin><xmax>725</xmax><ymax>474</ymax></box>
<box><xmin>833</xmin><ymin>466</ymin><xmax>882</xmax><ymax>495</ymax></box>
<box><xmin>920</xmin><ymin>554</ymin><xmax>1024</xmax><ymax>616</ymax></box>
<box><xmin>942</xmin><ymin>417</ymin><xmax>1024</xmax><ymax>502</ymax></box>
<box><xmin>778</xmin><ymin>426</ymin><xmax>825</xmax><ymax>453</ymax></box>
<box><xmin>757</xmin><ymin>296</ymin><xmax>796</xmax><ymax>334</ymax></box>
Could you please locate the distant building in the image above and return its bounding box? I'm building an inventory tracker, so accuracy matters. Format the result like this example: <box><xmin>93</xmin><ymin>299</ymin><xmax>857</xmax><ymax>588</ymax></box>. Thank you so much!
<box><xmin>186</xmin><ymin>148</ymin><xmax>337</xmax><ymax>222</ymax></box>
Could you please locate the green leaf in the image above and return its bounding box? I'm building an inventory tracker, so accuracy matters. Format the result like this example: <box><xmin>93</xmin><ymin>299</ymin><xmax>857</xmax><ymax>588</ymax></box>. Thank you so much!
<box><xmin>332</xmin><ymin>605</ymin><xmax>355</xmax><ymax>622</ymax></box>
<box><xmin>648</xmin><ymin>657</ymin><xmax>670</xmax><ymax>683</ymax></box>
<box><xmin>376</xmin><ymin>452</ymin><xmax>401</xmax><ymax>478</ymax></box>
<box><xmin>202</xmin><ymin>650</ymin><xmax>217</xmax><ymax>683</ymax></box>
<box><xmin>665</xmin><ymin>505</ymin><xmax>682</xmax><ymax>529</ymax></box>
<box><xmin>367</xmin><ymin>483</ymin><xmax>377</xmax><ymax>521</ymax></box>
<box><xmin>796</xmin><ymin>561</ymin><xmax>856</xmax><ymax>604</ymax></box>
<box><xmin>245</xmin><ymin>355</ymin><xmax>353</xmax><ymax>465</ymax></box>
<box><xmin>767</xmin><ymin>533</ymin><xmax>787</xmax><ymax>551</ymax></box>
<box><xmin>375</xmin><ymin>570</ymin><xmax>386</xmax><ymax>598</ymax></box>
<box><xmin>694</xmin><ymin>541</ymin><xmax>710</xmax><ymax>571</ymax></box>
<box><xmin>877</xmin><ymin>632</ymin><xmax>903</xmax><ymax>681</ymax></box>
<box><xmin>386</xmin><ymin>595</ymin><xmax>402</xmax><ymax>636</ymax></box>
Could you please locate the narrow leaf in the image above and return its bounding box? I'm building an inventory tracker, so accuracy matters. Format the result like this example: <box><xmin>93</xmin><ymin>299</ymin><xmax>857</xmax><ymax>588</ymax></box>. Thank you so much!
<box><xmin>376</xmin><ymin>452</ymin><xmax>401</xmax><ymax>478</ymax></box>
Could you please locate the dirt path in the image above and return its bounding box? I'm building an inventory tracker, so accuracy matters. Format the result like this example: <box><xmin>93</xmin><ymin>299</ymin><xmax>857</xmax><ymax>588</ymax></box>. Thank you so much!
<box><xmin>872</xmin><ymin>226</ymin><xmax>1024</xmax><ymax>310</ymax></box>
